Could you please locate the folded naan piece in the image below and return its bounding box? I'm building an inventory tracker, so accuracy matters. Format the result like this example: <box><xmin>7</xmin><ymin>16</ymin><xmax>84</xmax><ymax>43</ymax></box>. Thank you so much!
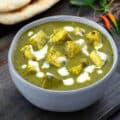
<box><xmin>0</xmin><ymin>0</ymin><xmax>60</xmax><ymax>25</ymax></box>
<box><xmin>0</xmin><ymin>0</ymin><xmax>32</xmax><ymax>12</ymax></box>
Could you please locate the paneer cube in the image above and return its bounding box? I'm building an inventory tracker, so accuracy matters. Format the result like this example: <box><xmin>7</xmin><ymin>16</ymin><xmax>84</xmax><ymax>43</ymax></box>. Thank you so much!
<box><xmin>90</xmin><ymin>50</ymin><xmax>103</xmax><ymax>67</ymax></box>
<box><xmin>29</xmin><ymin>30</ymin><xmax>48</xmax><ymax>49</ymax></box>
<box><xmin>85</xmin><ymin>31</ymin><xmax>100</xmax><ymax>45</ymax></box>
<box><xmin>67</xmin><ymin>58</ymin><xmax>88</xmax><ymax>75</ymax></box>
<box><xmin>69</xmin><ymin>64</ymin><xmax>83</xmax><ymax>75</ymax></box>
<box><xmin>21</xmin><ymin>45</ymin><xmax>35</xmax><ymax>60</ymax></box>
<box><xmin>50</xmin><ymin>29</ymin><xmax>71</xmax><ymax>44</ymax></box>
<box><xmin>65</xmin><ymin>41</ymin><xmax>81</xmax><ymax>58</ymax></box>
<box><xmin>46</xmin><ymin>47</ymin><xmax>65</xmax><ymax>67</ymax></box>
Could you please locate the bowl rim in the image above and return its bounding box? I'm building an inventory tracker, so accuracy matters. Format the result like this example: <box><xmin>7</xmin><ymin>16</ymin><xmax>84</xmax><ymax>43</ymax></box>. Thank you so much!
<box><xmin>8</xmin><ymin>15</ymin><xmax>118</xmax><ymax>93</ymax></box>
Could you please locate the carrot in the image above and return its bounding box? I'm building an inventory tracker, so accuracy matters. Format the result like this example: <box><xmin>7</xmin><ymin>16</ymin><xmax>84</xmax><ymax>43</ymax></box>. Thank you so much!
<box><xmin>107</xmin><ymin>12</ymin><xmax>119</xmax><ymax>33</ymax></box>
<box><xmin>100</xmin><ymin>14</ymin><xmax>112</xmax><ymax>33</ymax></box>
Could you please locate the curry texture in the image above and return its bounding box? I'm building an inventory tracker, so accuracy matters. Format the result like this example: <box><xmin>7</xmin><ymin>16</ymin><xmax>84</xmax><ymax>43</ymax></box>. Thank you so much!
<box><xmin>13</xmin><ymin>21</ymin><xmax>113</xmax><ymax>91</ymax></box>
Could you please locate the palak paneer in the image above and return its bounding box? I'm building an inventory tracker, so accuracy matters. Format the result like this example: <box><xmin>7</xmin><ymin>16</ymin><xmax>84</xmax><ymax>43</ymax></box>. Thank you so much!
<box><xmin>13</xmin><ymin>21</ymin><xmax>113</xmax><ymax>91</ymax></box>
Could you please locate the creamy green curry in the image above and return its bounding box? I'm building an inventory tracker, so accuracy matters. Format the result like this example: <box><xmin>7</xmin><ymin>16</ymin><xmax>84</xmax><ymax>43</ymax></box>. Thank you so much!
<box><xmin>13</xmin><ymin>21</ymin><xmax>113</xmax><ymax>91</ymax></box>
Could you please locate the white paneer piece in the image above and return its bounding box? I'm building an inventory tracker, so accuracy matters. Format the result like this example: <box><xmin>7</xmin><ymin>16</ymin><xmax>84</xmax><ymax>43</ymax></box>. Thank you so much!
<box><xmin>84</xmin><ymin>65</ymin><xmax>96</xmax><ymax>73</ymax></box>
<box><xmin>75</xmin><ymin>39</ymin><xmax>85</xmax><ymax>46</ymax></box>
<box><xmin>95</xmin><ymin>43</ymin><xmax>103</xmax><ymax>50</ymax></box>
<box><xmin>63</xmin><ymin>78</ymin><xmax>74</xmax><ymax>86</ymax></box>
<box><xmin>36</xmin><ymin>72</ymin><xmax>44</xmax><ymax>78</ymax></box>
<box><xmin>31</xmin><ymin>34</ymin><xmax>37</xmax><ymax>39</ymax></box>
<box><xmin>77</xmin><ymin>72</ymin><xmax>90</xmax><ymax>83</ymax></box>
<box><xmin>64</xmin><ymin>26</ymin><xmax>74</xmax><ymax>32</ymax></box>
<box><xmin>33</xmin><ymin>45</ymin><xmax>48</xmax><ymax>61</ymax></box>
<box><xmin>97</xmin><ymin>51</ymin><xmax>107</xmax><ymax>66</ymax></box>
<box><xmin>57</xmin><ymin>56</ymin><xmax>67</xmax><ymax>63</ymax></box>
<box><xmin>28</xmin><ymin>60</ymin><xmax>44</xmax><ymax>78</ymax></box>
<box><xmin>28</xmin><ymin>31</ymin><xmax>34</xmax><ymax>37</ymax></box>
<box><xmin>21</xmin><ymin>64</ymin><xmax>27</xmax><ymax>69</ymax></box>
<box><xmin>76</xmin><ymin>32</ymin><xmax>83</xmax><ymax>37</ymax></box>
<box><xmin>58</xmin><ymin>67</ymin><xmax>69</xmax><ymax>76</ymax></box>
<box><xmin>81</xmin><ymin>45</ymin><xmax>89</xmax><ymax>56</ymax></box>
<box><xmin>46</xmin><ymin>72</ymin><xmax>54</xmax><ymax>77</ymax></box>
<box><xmin>41</xmin><ymin>61</ymin><xmax>50</xmax><ymax>69</ymax></box>
<box><xmin>28</xmin><ymin>60</ymin><xmax>40</xmax><ymax>72</ymax></box>
<box><xmin>25</xmin><ymin>45</ymin><xmax>48</xmax><ymax>61</ymax></box>
<box><xmin>97</xmin><ymin>70</ymin><xmax>103</xmax><ymax>74</ymax></box>
<box><xmin>97</xmin><ymin>51</ymin><xmax>107</xmax><ymax>61</ymax></box>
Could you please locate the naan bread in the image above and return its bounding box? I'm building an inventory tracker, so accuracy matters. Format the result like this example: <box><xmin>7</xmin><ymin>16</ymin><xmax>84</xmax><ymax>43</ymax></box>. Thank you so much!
<box><xmin>0</xmin><ymin>0</ymin><xmax>32</xmax><ymax>12</ymax></box>
<box><xmin>0</xmin><ymin>0</ymin><xmax>60</xmax><ymax>25</ymax></box>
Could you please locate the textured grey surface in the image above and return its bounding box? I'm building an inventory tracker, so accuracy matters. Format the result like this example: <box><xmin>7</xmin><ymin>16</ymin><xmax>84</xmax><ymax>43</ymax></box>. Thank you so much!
<box><xmin>0</xmin><ymin>65</ymin><xmax>120</xmax><ymax>120</ymax></box>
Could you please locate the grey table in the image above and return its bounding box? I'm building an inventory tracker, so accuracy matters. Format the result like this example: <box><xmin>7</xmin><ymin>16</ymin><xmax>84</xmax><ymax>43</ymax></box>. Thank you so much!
<box><xmin>0</xmin><ymin>1</ymin><xmax>120</xmax><ymax>120</ymax></box>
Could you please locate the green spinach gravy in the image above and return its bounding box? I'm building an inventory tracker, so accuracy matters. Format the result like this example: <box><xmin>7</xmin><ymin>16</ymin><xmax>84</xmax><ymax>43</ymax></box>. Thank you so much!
<box><xmin>13</xmin><ymin>21</ymin><xmax>113</xmax><ymax>91</ymax></box>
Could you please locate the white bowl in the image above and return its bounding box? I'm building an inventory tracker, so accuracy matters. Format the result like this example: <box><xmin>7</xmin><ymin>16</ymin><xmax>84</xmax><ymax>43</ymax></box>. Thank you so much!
<box><xmin>8</xmin><ymin>15</ymin><xmax>118</xmax><ymax>112</ymax></box>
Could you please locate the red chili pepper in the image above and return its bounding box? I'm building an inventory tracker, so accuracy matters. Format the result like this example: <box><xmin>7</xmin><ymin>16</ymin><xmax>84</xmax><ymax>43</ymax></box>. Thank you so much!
<box><xmin>107</xmin><ymin>12</ymin><xmax>119</xmax><ymax>33</ymax></box>
<box><xmin>100</xmin><ymin>14</ymin><xmax>112</xmax><ymax>33</ymax></box>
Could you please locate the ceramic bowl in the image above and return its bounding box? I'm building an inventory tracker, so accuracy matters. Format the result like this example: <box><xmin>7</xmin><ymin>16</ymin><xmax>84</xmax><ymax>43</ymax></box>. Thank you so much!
<box><xmin>8</xmin><ymin>15</ymin><xmax>118</xmax><ymax>112</ymax></box>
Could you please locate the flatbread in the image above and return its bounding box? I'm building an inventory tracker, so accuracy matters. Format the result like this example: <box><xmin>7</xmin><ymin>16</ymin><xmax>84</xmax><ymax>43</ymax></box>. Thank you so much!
<box><xmin>0</xmin><ymin>0</ymin><xmax>32</xmax><ymax>12</ymax></box>
<box><xmin>0</xmin><ymin>0</ymin><xmax>60</xmax><ymax>25</ymax></box>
